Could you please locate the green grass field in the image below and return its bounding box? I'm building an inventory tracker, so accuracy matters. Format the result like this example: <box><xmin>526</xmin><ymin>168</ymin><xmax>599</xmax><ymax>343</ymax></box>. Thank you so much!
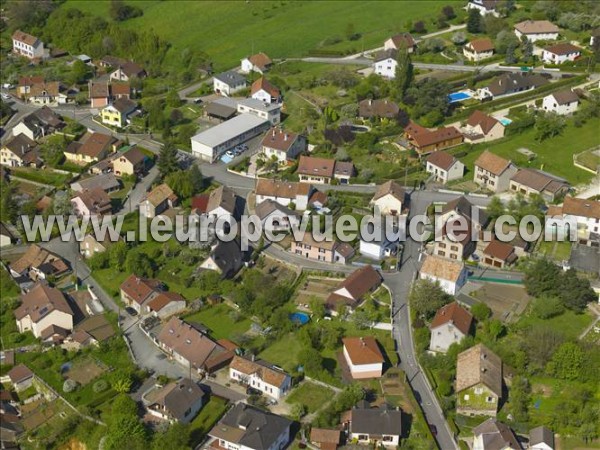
<box><xmin>189</xmin><ymin>396</ymin><xmax>229</xmax><ymax>445</ymax></box>
<box><xmin>516</xmin><ymin>310</ymin><xmax>593</xmax><ymax>341</ymax></box>
<box><xmin>453</xmin><ymin>116</ymin><xmax>600</xmax><ymax>186</ymax></box>
<box><xmin>183</xmin><ymin>304</ymin><xmax>251</xmax><ymax>341</ymax></box>
<box><xmin>62</xmin><ymin>0</ymin><xmax>462</xmax><ymax>70</ymax></box>
<box><xmin>286</xmin><ymin>381</ymin><xmax>335</xmax><ymax>413</ymax></box>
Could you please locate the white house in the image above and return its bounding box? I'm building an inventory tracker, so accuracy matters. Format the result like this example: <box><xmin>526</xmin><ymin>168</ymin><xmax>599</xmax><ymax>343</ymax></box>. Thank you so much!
<box><xmin>429</xmin><ymin>302</ymin><xmax>473</xmax><ymax>353</ymax></box>
<box><xmin>359</xmin><ymin>237</ymin><xmax>398</xmax><ymax>261</ymax></box>
<box><xmin>474</xmin><ymin>150</ymin><xmax>518</xmax><ymax>193</ymax></box>
<box><xmin>237</xmin><ymin>98</ymin><xmax>282</xmax><ymax>125</ymax></box>
<box><xmin>229</xmin><ymin>355</ymin><xmax>291</xmax><ymax>400</ymax></box>
<box><xmin>209</xmin><ymin>403</ymin><xmax>291</xmax><ymax>450</ymax></box>
<box><xmin>12</xmin><ymin>30</ymin><xmax>44</xmax><ymax>60</ymax></box>
<box><xmin>146</xmin><ymin>378</ymin><xmax>205</xmax><ymax>424</ymax></box>
<box><xmin>473</xmin><ymin>419</ymin><xmax>522</xmax><ymax>450</ymax></box>
<box><xmin>240</xmin><ymin>52</ymin><xmax>273</xmax><ymax>74</ymax></box>
<box><xmin>542</xmin><ymin>89</ymin><xmax>579</xmax><ymax>115</ymax></box>
<box><xmin>373</xmin><ymin>49</ymin><xmax>397</xmax><ymax>79</ymax></box>
<box><xmin>466</xmin><ymin>0</ymin><xmax>500</xmax><ymax>16</ymax></box>
<box><xmin>261</xmin><ymin>127</ymin><xmax>306</xmax><ymax>165</ymax></box>
<box><xmin>463</xmin><ymin>38</ymin><xmax>495</xmax><ymax>62</ymax></box>
<box><xmin>251</xmin><ymin>77</ymin><xmax>281</xmax><ymax>104</ymax></box>
<box><xmin>545</xmin><ymin>196</ymin><xmax>600</xmax><ymax>245</ymax></box>
<box><xmin>146</xmin><ymin>292</ymin><xmax>187</xmax><ymax>320</ymax></box>
<box><xmin>542</xmin><ymin>43</ymin><xmax>581</xmax><ymax>64</ymax></box>
<box><xmin>462</xmin><ymin>110</ymin><xmax>505</xmax><ymax>144</ymax></box>
<box><xmin>530</xmin><ymin>426</ymin><xmax>554</xmax><ymax>450</ymax></box>
<box><xmin>213</xmin><ymin>71</ymin><xmax>247</xmax><ymax>96</ymax></box>
<box><xmin>514</xmin><ymin>20</ymin><xmax>560</xmax><ymax>42</ymax></box>
<box><xmin>255</xmin><ymin>179</ymin><xmax>313</xmax><ymax>211</ymax></box>
<box><xmin>426</xmin><ymin>151</ymin><xmax>465</xmax><ymax>184</ymax></box>
<box><xmin>420</xmin><ymin>254</ymin><xmax>468</xmax><ymax>296</ymax></box>
<box><xmin>342</xmin><ymin>337</ymin><xmax>384</xmax><ymax>379</ymax></box>
<box><xmin>14</xmin><ymin>283</ymin><xmax>74</xmax><ymax>339</ymax></box>
<box><xmin>348</xmin><ymin>403</ymin><xmax>403</xmax><ymax>447</ymax></box>
<box><xmin>370</xmin><ymin>180</ymin><xmax>405</xmax><ymax>216</ymax></box>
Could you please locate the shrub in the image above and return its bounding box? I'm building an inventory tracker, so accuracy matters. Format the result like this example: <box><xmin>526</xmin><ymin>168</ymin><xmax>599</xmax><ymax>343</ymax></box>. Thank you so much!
<box><xmin>531</xmin><ymin>296</ymin><xmax>565</xmax><ymax>319</ymax></box>
<box><xmin>63</xmin><ymin>379</ymin><xmax>78</xmax><ymax>393</ymax></box>
<box><xmin>92</xmin><ymin>380</ymin><xmax>108</xmax><ymax>393</ymax></box>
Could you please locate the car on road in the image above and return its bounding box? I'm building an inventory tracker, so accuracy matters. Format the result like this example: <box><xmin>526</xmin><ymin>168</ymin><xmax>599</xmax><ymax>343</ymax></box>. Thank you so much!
<box><xmin>428</xmin><ymin>424</ymin><xmax>438</xmax><ymax>436</ymax></box>
<box><xmin>1</xmin><ymin>93</ymin><xmax>11</xmax><ymax>100</ymax></box>
<box><xmin>125</xmin><ymin>307</ymin><xmax>138</xmax><ymax>316</ymax></box>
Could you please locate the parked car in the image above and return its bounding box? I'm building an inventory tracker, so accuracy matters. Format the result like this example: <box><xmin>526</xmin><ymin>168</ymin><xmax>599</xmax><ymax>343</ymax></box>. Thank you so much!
<box><xmin>1</xmin><ymin>93</ymin><xmax>11</xmax><ymax>100</ymax></box>
<box><xmin>125</xmin><ymin>307</ymin><xmax>138</xmax><ymax>316</ymax></box>
<box><xmin>246</xmin><ymin>387</ymin><xmax>262</xmax><ymax>396</ymax></box>
<box><xmin>225</xmin><ymin>150</ymin><xmax>235</xmax><ymax>158</ymax></box>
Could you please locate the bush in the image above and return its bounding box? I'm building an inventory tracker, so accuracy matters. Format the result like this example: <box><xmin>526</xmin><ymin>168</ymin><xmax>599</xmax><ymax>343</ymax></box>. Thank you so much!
<box><xmin>531</xmin><ymin>296</ymin><xmax>565</xmax><ymax>319</ymax></box>
<box><xmin>63</xmin><ymin>379</ymin><xmax>78</xmax><ymax>393</ymax></box>
<box><xmin>92</xmin><ymin>380</ymin><xmax>108</xmax><ymax>393</ymax></box>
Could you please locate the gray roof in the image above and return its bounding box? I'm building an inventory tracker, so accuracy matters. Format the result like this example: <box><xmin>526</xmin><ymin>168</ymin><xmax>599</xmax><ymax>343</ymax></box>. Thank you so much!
<box><xmin>486</xmin><ymin>73</ymin><xmax>548</xmax><ymax>97</ymax></box>
<box><xmin>530</xmin><ymin>426</ymin><xmax>554</xmax><ymax>448</ymax></box>
<box><xmin>473</xmin><ymin>419</ymin><xmax>521</xmax><ymax>450</ymax></box>
<box><xmin>237</xmin><ymin>97</ymin><xmax>282</xmax><ymax>113</ymax></box>
<box><xmin>211</xmin><ymin>403</ymin><xmax>291</xmax><ymax>450</ymax></box>
<box><xmin>214</xmin><ymin>71</ymin><xmax>247</xmax><ymax>86</ymax></box>
<box><xmin>209</xmin><ymin>239</ymin><xmax>251</xmax><ymax>279</ymax></box>
<box><xmin>350</xmin><ymin>403</ymin><xmax>402</xmax><ymax>436</ymax></box>
<box><xmin>442</xmin><ymin>196</ymin><xmax>489</xmax><ymax>228</ymax></box>
<box><xmin>255</xmin><ymin>199</ymin><xmax>298</xmax><ymax>220</ymax></box>
<box><xmin>191</xmin><ymin>114</ymin><xmax>269</xmax><ymax>148</ymax></box>
<box><xmin>71</xmin><ymin>173</ymin><xmax>121</xmax><ymax>193</ymax></box>
<box><xmin>374</xmin><ymin>48</ymin><xmax>397</xmax><ymax>62</ymax></box>
<box><xmin>205</xmin><ymin>101</ymin><xmax>237</xmax><ymax>120</ymax></box>
<box><xmin>207</xmin><ymin>185</ymin><xmax>238</xmax><ymax>215</ymax></box>
<box><xmin>155</xmin><ymin>378</ymin><xmax>205</xmax><ymax>422</ymax></box>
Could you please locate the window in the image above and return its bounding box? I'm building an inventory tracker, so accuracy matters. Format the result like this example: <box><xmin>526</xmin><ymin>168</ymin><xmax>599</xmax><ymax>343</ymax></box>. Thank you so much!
<box><xmin>451</xmin><ymin>245</ymin><xmax>458</xmax><ymax>252</ymax></box>
<box><xmin>463</xmin><ymin>394</ymin><xmax>470</xmax><ymax>400</ymax></box>
<box><xmin>474</xmin><ymin>387</ymin><xmax>483</xmax><ymax>395</ymax></box>
<box><xmin>383</xmin><ymin>436</ymin><xmax>394</xmax><ymax>442</ymax></box>
<box><xmin>358</xmin><ymin>435</ymin><xmax>369</xmax><ymax>441</ymax></box>
<box><xmin>487</xmin><ymin>396</ymin><xmax>495</xmax><ymax>403</ymax></box>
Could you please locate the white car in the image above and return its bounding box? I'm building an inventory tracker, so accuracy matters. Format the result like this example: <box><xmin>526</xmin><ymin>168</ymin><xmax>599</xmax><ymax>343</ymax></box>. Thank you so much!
<box><xmin>1</xmin><ymin>93</ymin><xmax>11</xmax><ymax>100</ymax></box>
<box><xmin>225</xmin><ymin>150</ymin><xmax>235</xmax><ymax>158</ymax></box>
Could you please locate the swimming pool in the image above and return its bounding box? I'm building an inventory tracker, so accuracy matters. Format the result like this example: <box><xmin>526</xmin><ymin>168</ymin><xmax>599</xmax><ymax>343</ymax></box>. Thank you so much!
<box><xmin>499</xmin><ymin>118</ymin><xmax>512</xmax><ymax>126</ymax></box>
<box><xmin>448</xmin><ymin>91</ymin><xmax>472</xmax><ymax>103</ymax></box>
<box><xmin>289</xmin><ymin>312</ymin><xmax>310</xmax><ymax>325</ymax></box>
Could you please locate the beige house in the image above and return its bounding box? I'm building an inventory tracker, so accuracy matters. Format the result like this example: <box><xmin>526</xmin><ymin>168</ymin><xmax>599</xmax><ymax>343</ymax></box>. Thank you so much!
<box><xmin>383</xmin><ymin>32</ymin><xmax>416</xmax><ymax>52</ymax></box>
<box><xmin>420</xmin><ymin>255</ymin><xmax>468</xmax><ymax>296</ymax></box>
<box><xmin>290</xmin><ymin>234</ymin><xmax>354</xmax><ymax>264</ymax></box>
<box><xmin>64</xmin><ymin>132</ymin><xmax>122</xmax><ymax>165</ymax></box>
<box><xmin>342</xmin><ymin>337</ymin><xmax>384</xmax><ymax>379</ymax></box>
<box><xmin>482</xmin><ymin>240</ymin><xmax>518</xmax><ymax>269</ymax></box>
<box><xmin>14</xmin><ymin>283</ymin><xmax>74</xmax><ymax>339</ymax></box>
<box><xmin>0</xmin><ymin>134</ymin><xmax>41</xmax><ymax>167</ymax></box>
<box><xmin>509</xmin><ymin>168</ymin><xmax>570</xmax><ymax>202</ymax></box>
<box><xmin>111</xmin><ymin>147</ymin><xmax>147</xmax><ymax>177</ymax></box>
<box><xmin>425</xmin><ymin>151</ymin><xmax>465</xmax><ymax>183</ymax></box>
<box><xmin>370</xmin><ymin>180</ymin><xmax>406</xmax><ymax>215</ymax></box>
<box><xmin>261</xmin><ymin>127</ymin><xmax>306</xmax><ymax>165</ymax></box>
<box><xmin>463</xmin><ymin>38</ymin><xmax>495</xmax><ymax>62</ymax></box>
<box><xmin>9</xmin><ymin>244</ymin><xmax>69</xmax><ymax>280</ymax></box>
<box><xmin>297</xmin><ymin>156</ymin><xmax>335</xmax><ymax>184</ymax></box>
<box><xmin>473</xmin><ymin>150</ymin><xmax>518</xmax><ymax>192</ymax></box>
<box><xmin>139</xmin><ymin>184</ymin><xmax>178</xmax><ymax>218</ymax></box>
<box><xmin>514</xmin><ymin>20</ymin><xmax>560</xmax><ymax>42</ymax></box>
<box><xmin>229</xmin><ymin>356</ymin><xmax>292</xmax><ymax>400</ymax></box>
<box><xmin>255</xmin><ymin>178</ymin><xmax>313</xmax><ymax>210</ymax></box>
<box><xmin>120</xmin><ymin>274</ymin><xmax>163</xmax><ymax>313</ymax></box>
<box><xmin>146</xmin><ymin>292</ymin><xmax>187</xmax><ymax>319</ymax></box>
<box><xmin>80</xmin><ymin>233</ymin><xmax>121</xmax><ymax>258</ymax></box>
<box><xmin>462</xmin><ymin>111</ymin><xmax>505</xmax><ymax>143</ymax></box>
<box><xmin>433</xmin><ymin>223</ymin><xmax>476</xmax><ymax>261</ymax></box>
<box><xmin>473</xmin><ymin>419</ymin><xmax>521</xmax><ymax>450</ymax></box>
<box><xmin>456</xmin><ymin>344</ymin><xmax>503</xmax><ymax>417</ymax></box>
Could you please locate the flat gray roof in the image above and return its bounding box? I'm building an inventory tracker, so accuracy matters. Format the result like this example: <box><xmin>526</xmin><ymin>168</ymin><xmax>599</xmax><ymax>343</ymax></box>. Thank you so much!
<box><xmin>237</xmin><ymin>98</ymin><xmax>281</xmax><ymax>113</ymax></box>
<box><xmin>191</xmin><ymin>114</ymin><xmax>268</xmax><ymax>148</ymax></box>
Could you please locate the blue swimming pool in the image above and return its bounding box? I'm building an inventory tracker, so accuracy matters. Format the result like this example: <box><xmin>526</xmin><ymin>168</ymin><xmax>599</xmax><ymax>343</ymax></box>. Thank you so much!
<box><xmin>289</xmin><ymin>312</ymin><xmax>310</xmax><ymax>325</ymax></box>
<box><xmin>448</xmin><ymin>91</ymin><xmax>472</xmax><ymax>103</ymax></box>
<box><xmin>499</xmin><ymin>118</ymin><xmax>512</xmax><ymax>126</ymax></box>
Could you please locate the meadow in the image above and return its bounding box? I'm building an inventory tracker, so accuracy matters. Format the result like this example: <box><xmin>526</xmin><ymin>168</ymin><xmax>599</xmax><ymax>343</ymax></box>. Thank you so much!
<box><xmin>62</xmin><ymin>0</ymin><xmax>462</xmax><ymax>70</ymax></box>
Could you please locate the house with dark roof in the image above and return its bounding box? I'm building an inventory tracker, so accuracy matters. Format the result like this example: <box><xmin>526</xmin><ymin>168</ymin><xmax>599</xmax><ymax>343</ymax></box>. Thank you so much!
<box><xmin>370</xmin><ymin>180</ymin><xmax>406</xmax><ymax>216</ymax></box>
<box><xmin>7</xmin><ymin>364</ymin><xmax>34</xmax><ymax>392</ymax></box>
<box><xmin>241</xmin><ymin>53</ymin><xmax>273</xmax><ymax>74</ymax></box>
<box><xmin>205</xmin><ymin>185</ymin><xmax>240</xmax><ymax>220</ymax></box>
<box><xmin>542</xmin><ymin>42</ymin><xmax>581</xmax><ymax>64</ymax></box>
<box><xmin>358</xmin><ymin>99</ymin><xmax>400</xmax><ymax>120</ymax></box>
<box><xmin>261</xmin><ymin>127</ymin><xmax>306</xmax><ymax>165</ymax></box>
<box><xmin>478</xmin><ymin>72</ymin><xmax>548</xmax><ymax>100</ymax></box>
<box><xmin>327</xmin><ymin>265</ymin><xmax>383</xmax><ymax>311</ymax></box>
<box><xmin>373</xmin><ymin>49</ymin><xmax>398</xmax><ymax>79</ymax></box>
<box><xmin>296</xmin><ymin>155</ymin><xmax>355</xmax><ymax>185</ymax></box>
<box><xmin>345</xmin><ymin>402</ymin><xmax>403</xmax><ymax>446</ymax></box>
<box><xmin>145</xmin><ymin>378</ymin><xmax>205</xmax><ymax>424</ymax></box>
<box><xmin>542</xmin><ymin>89</ymin><xmax>579</xmax><ymax>115</ymax></box>
<box><xmin>0</xmin><ymin>222</ymin><xmax>19</xmax><ymax>248</ymax></box>
<box><xmin>63</xmin><ymin>132</ymin><xmax>122</xmax><ymax>165</ymax></box>
<box><xmin>251</xmin><ymin>77</ymin><xmax>281</xmax><ymax>104</ymax></box>
<box><xmin>509</xmin><ymin>168</ymin><xmax>570</xmax><ymax>201</ymax></box>
<box><xmin>545</xmin><ymin>196</ymin><xmax>600</xmax><ymax>245</ymax></box>
<box><xmin>89</xmin><ymin>81</ymin><xmax>110</xmax><ymax>108</ymax></box>
<box><xmin>425</xmin><ymin>151</ymin><xmax>465</xmax><ymax>183</ymax></box>
<box><xmin>463</xmin><ymin>38</ymin><xmax>495</xmax><ymax>62</ymax></box>
<box><xmin>200</xmin><ymin>239</ymin><xmax>251</xmax><ymax>279</ymax></box>
<box><xmin>473</xmin><ymin>419</ymin><xmax>522</xmax><ymax>450</ymax></box>
<box><xmin>140</xmin><ymin>183</ymin><xmax>178</xmax><ymax>219</ymax></box>
<box><xmin>530</xmin><ymin>426</ymin><xmax>554</xmax><ymax>450</ymax></box>
<box><xmin>462</xmin><ymin>110</ymin><xmax>505</xmax><ymax>143</ymax></box>
<box><xmin>15</xmin><ymin>282</ymin><xmax>74</xmax><ymax>340</ymax></box>
<box><xmin>101</xmin><ymin>98</ymin><xmax>138</xmax><ymax>127</ymax></box>
<box><xmin>310</xmin><ymin>428</ymin><xmax>342</xmax><ymax>450</ymax></box>
<box><xmin>255</xmin><ymin>199</ymin><xmax>300</xmax><ymax>232</ymax></box>
<box><xmin>474</xmin><ymin>151</ymin><xmax>518</xmax><ymax>192</ymax></box>
<box><xmin>209</xmin><ymin>403</ymin><xmax>291</xmax><ymax>450</ymax></box>
<box><xmin>71</xmin><ymin>188</ymin><xmax>113</xmax><ymax>218</ymax></box>
<box><xmin>383</xmin><ymin>32</ymin><xmax>416</xmax><ymax>52</ymax></box>
<box><xmin>482</xmin><ymin>240</ymin><xmax>517</xmax><ymax>269</ymax></box>
<box><xmin>12</xmin><ymin>106</ymin><xmax>65</xmax><ymax>140</ymax></box>
<box><xmin>456</xmin><ymin>344</ymin><xmax>503</xmax><ymax>417</ymax></box>
<box><xmin>71</xmin><ymin>173</ymin><xmax>121</xmax><ymax>194</ymax></box>
<box><xmin>229</xmin><ymin>355</ymin><xmax>292</xmax><ymax>400</ymax></box>
<box><xmin>467</xmin><ymin>0</ymin><xmax>500</xmax><ymax>16</ymax></box>
<box><xmin>0</xmin><ymin>134</ymin><xmax>41</xmax><ymax>167</ymax></box>
<box><xmin>213</xmin><ymin>71</ymin><xmax>247</xmax><ymax>96</ymax></box>
<box><xmin>10</xmin><ymin>244</ymin><xmax>69</xmax><ymax>280</ymax></box>
<box><xmin>343</xmin><ymin>336</ymin><xmax>385</xmax><ymax>379</ymax></box>
<box><xmin>111</xmin><ymin>146</ymin><xmax>148</xmax><ymax>177</ymax></box>
<box><xmin>157</xmin><ymin>317</ymin><xmax>235</xmax><ymax>374</ymax></box>
<box><xmin>109</xmin><ymin>60</ymin><xmax>146</xmax><ymax>81</ymax></box>
<box><xmin>430</xmin><ymin>302</ymin><xmax>473</xmax><ymax>353</ymax></box>
<box><xmin>403</xmin><ymin>121</ymin><xmax>464</xmax><ymax>154</ymax></box>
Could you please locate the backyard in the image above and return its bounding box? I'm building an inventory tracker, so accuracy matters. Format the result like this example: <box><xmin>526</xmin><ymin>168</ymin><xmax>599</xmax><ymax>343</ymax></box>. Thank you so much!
<box><xmin>183</xmin><ymin>303</ymin><xmax>252</xmax><ymax>341</ymax></box>
<box><xmin>188</xmin><ymin>396</ymin><xmax>229</xmax><ymax>445</ymax></box>
<box><xmin>286</xmin><ymin>381</ymin><xmax>335</xmax><ymax>414</ymax></box>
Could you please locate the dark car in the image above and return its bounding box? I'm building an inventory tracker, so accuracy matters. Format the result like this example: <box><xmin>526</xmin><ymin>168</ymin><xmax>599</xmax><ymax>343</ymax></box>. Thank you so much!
<box><xmin>125</xmin><ymin>307</ymin><xmax>138</xmax><ymax>316</ymax></box>
<box><xmin>429</xmin><ymin>424</ymin><xmax>438</xmax><ymax>436</ymax></box>
<box><xmin>246</xmin><ymin>387</ymin><xmax>262</xmax><ymax>396</ymax></box>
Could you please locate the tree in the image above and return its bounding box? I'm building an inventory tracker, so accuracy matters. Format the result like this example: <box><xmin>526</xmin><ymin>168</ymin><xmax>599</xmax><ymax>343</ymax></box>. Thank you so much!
<box><xmin>535</xmin><ymin>112</ymin><xmax>566</xmax><ymax>141</ymax></box>
<box><xmin>412</xmin><ymin>21</ymin><xmax>427</xmax><ymax>34</ymax></box>
<box><xmin>524</xmin><ymin>259</ymin><xmax>561</xmax><ymax>298</ymax></box>
<box><xmin>68</xmin><ymin>59</ymin><xmax>91</xmax><ymax>85</ymax></box>
<box><xmin>485</xmin><ymin>196</ymin><xmax>505</xmax><ymax>221</ymax></box>
<box><xmin>169</xmin><ymin>108</ymin><xmax>184</xmax><ymax>125</ymax></box>
<box><xmin>166</xmin><ymin>170</ymin><xmax>193</xmax><ymax>199</ymax></box>
<box><xmin>309</xmin><ymin>296</ymin><xmax>326</xmax><ymax>320</ymax></box>
<box><xmin>291</xmin><ymin>403</ymin><xmax>307</xmax><ymax>421</ymax></box>
<box><xmin>410</xmin><ymin>279</ymin><xmax>452</xmax><ymax>320</ymax></box>
<box><xmin>521</xmin><ymin>36</ymin><xmax>533</xmax><ymax>63</ymax></box>
<box><xmin>125</xmin><ymin>250</ymin><xmax>155</xmax><ymax>277</ymax></box>
<box><xmin>471</xmin><ymin>302</ymin><xmax>492</xmax><ymax>322</ymax></box>
<box><xmin>166</xmin><ymin>89</ymin><xmax>182</xmax><ymax>108</ymax></box>
<box><xmin>105</xmin><ymin>414</ymin><xmax>147</xmax><ymax>450</ymax></box>
<box><xmin>0</xmin><ymin>181</ymin><xmax>18</xmax><ymax>223</ymax></box>
<box><xmin>451</xmin><ymin>31</ymin><xmax>467</xmax><ymax>45</ymax></box>
<box><xmin>547</xmin><ymin>341</ymin><xmax>584</xmax><ymax>380</ymax></box>
<box><xmin>530</xmin><ymin>296</ymin><xmax>565</xmax><ymax>319</ymax></box>
<box><xmin>442</xmin><ymin>5</ymin><xmax>456</xmax><ymax>19</ymax></box>
<box><xmin>508</xmin><ymin>376</ymin><xmax>530</xmax><ymax>422</ymax></box>
<box><xmin>505</xmin><ymin>42</ymin><xmax>517</xmax><ymax>64</ymax></box>
<box><xmin>394</xmin><ymin>45</ymin><xmax>414</xmax><ymax>100</ymax></box>
<box><xmin>495</xmin><ymin>29</ymin><xmax>519</xmax><ymax>54</ymax></box>
<box><xmin>467</xmin><ymin>8</ymin><xmax>482</xmax><ymax>33</ymax></box>
<box><xmin>483</xmin><ymin>319</ymin><xmax>505</xmax><ymax>342</ymax></box>
<box><xmin>151</xmin><ymin>423</ymin><xmax>190</xmax><ymax>450</ymax></box>
<box><xmin>40</xmin><ymin>135</ymin><xmax>67</xmax><ymax>167</ymax></box>
<box><xmin>559</xmin><ymin>269</ymin><xmax>596</xmax><ymax>312</ymax></box>
<box><xmin>298</xmin><ymin>347</ymin><xmax>323</xmax><ymax>376</ymax></box>
<box><xmin>158</xmin><ymin>141</ymin><xmax>179</xmax><ymax>177</ymax></box>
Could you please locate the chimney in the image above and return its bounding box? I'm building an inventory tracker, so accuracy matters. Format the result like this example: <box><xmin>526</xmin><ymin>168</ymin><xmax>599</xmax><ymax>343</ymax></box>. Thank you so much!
<box><xmin>368</xmin><ymin>99</ymin><xmax>372</xmax><ymax>106</ymax></box>
<box><xmin>284</xmin><ymin>134</ymin><xmax>288</xmax><ymax>141</ymax></box>
<box><xmin>272</xmin><ymin>128</ymin><xmax>275</xmax><ymax>137</ymax></box>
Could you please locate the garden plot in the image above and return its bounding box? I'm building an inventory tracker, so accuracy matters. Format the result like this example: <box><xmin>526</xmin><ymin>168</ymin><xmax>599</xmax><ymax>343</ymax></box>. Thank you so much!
<box><xmin>469</xmin><ymin>283</ymin><xmax>531</xmax><ymax>323</ymax></box>
<box><xmin>65</xmin><ymin>358</ymin><xmax>107</xmax><ymax>385</ymax></box>
<box><xmin>294</xmin><ymin>277</ymin><xmax>342</xmax><ymax>307</ymax></box>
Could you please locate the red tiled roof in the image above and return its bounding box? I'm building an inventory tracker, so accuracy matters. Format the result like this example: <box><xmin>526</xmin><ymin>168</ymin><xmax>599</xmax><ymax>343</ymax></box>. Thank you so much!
<box><xmin>430</xmin><ymin>302</ymin><xmax>473</xmax><ymax>335</ymax></box>
<box><xmin>343</xmin><ymin>336</ymin><xmax>384</xmax><ymax>365</ymax></box>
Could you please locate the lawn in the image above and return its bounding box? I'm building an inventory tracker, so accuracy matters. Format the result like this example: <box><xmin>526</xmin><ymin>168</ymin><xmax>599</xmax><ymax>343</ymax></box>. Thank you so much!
<box><xmin>537</xmin><ymin>239</ymin><xmax>572</xmax><ymax>262</ymax></box>
<box><xmin>183</xmin><ymin>304</ymin><xmax>252</xmax><ymax>341</ymax></box>
<box><xmin>286</xmin><ymin>381</ymin><xmax>335</xmax><ymax>413</ymax></box>
<box><xmin>62</xmin><ymin>0</ymin><xmax>462</xmax><ymax>70</ymax></box>
<box><xmin>0</xmin><ymin>269</ymin><xmax>38</xmax><ymax>348</ymax></box>
<box><xmin>452</xmin><ymin>116</ymin><xmax>600</xmax><ymax>186</ymax></box>
<box><xmin>10</xmin><ymin>167</ymin><xmax>72</xmax><ymax>188</ymax></box>
<box><xmin>516</xmin><ymin>310</ymin><xmax>593</xmax><ymax>341</ymax></box>
<box><xmin>189</xmin><ymin>396</ymin><xmax>229</xmax><ymax>446</ymax></box>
